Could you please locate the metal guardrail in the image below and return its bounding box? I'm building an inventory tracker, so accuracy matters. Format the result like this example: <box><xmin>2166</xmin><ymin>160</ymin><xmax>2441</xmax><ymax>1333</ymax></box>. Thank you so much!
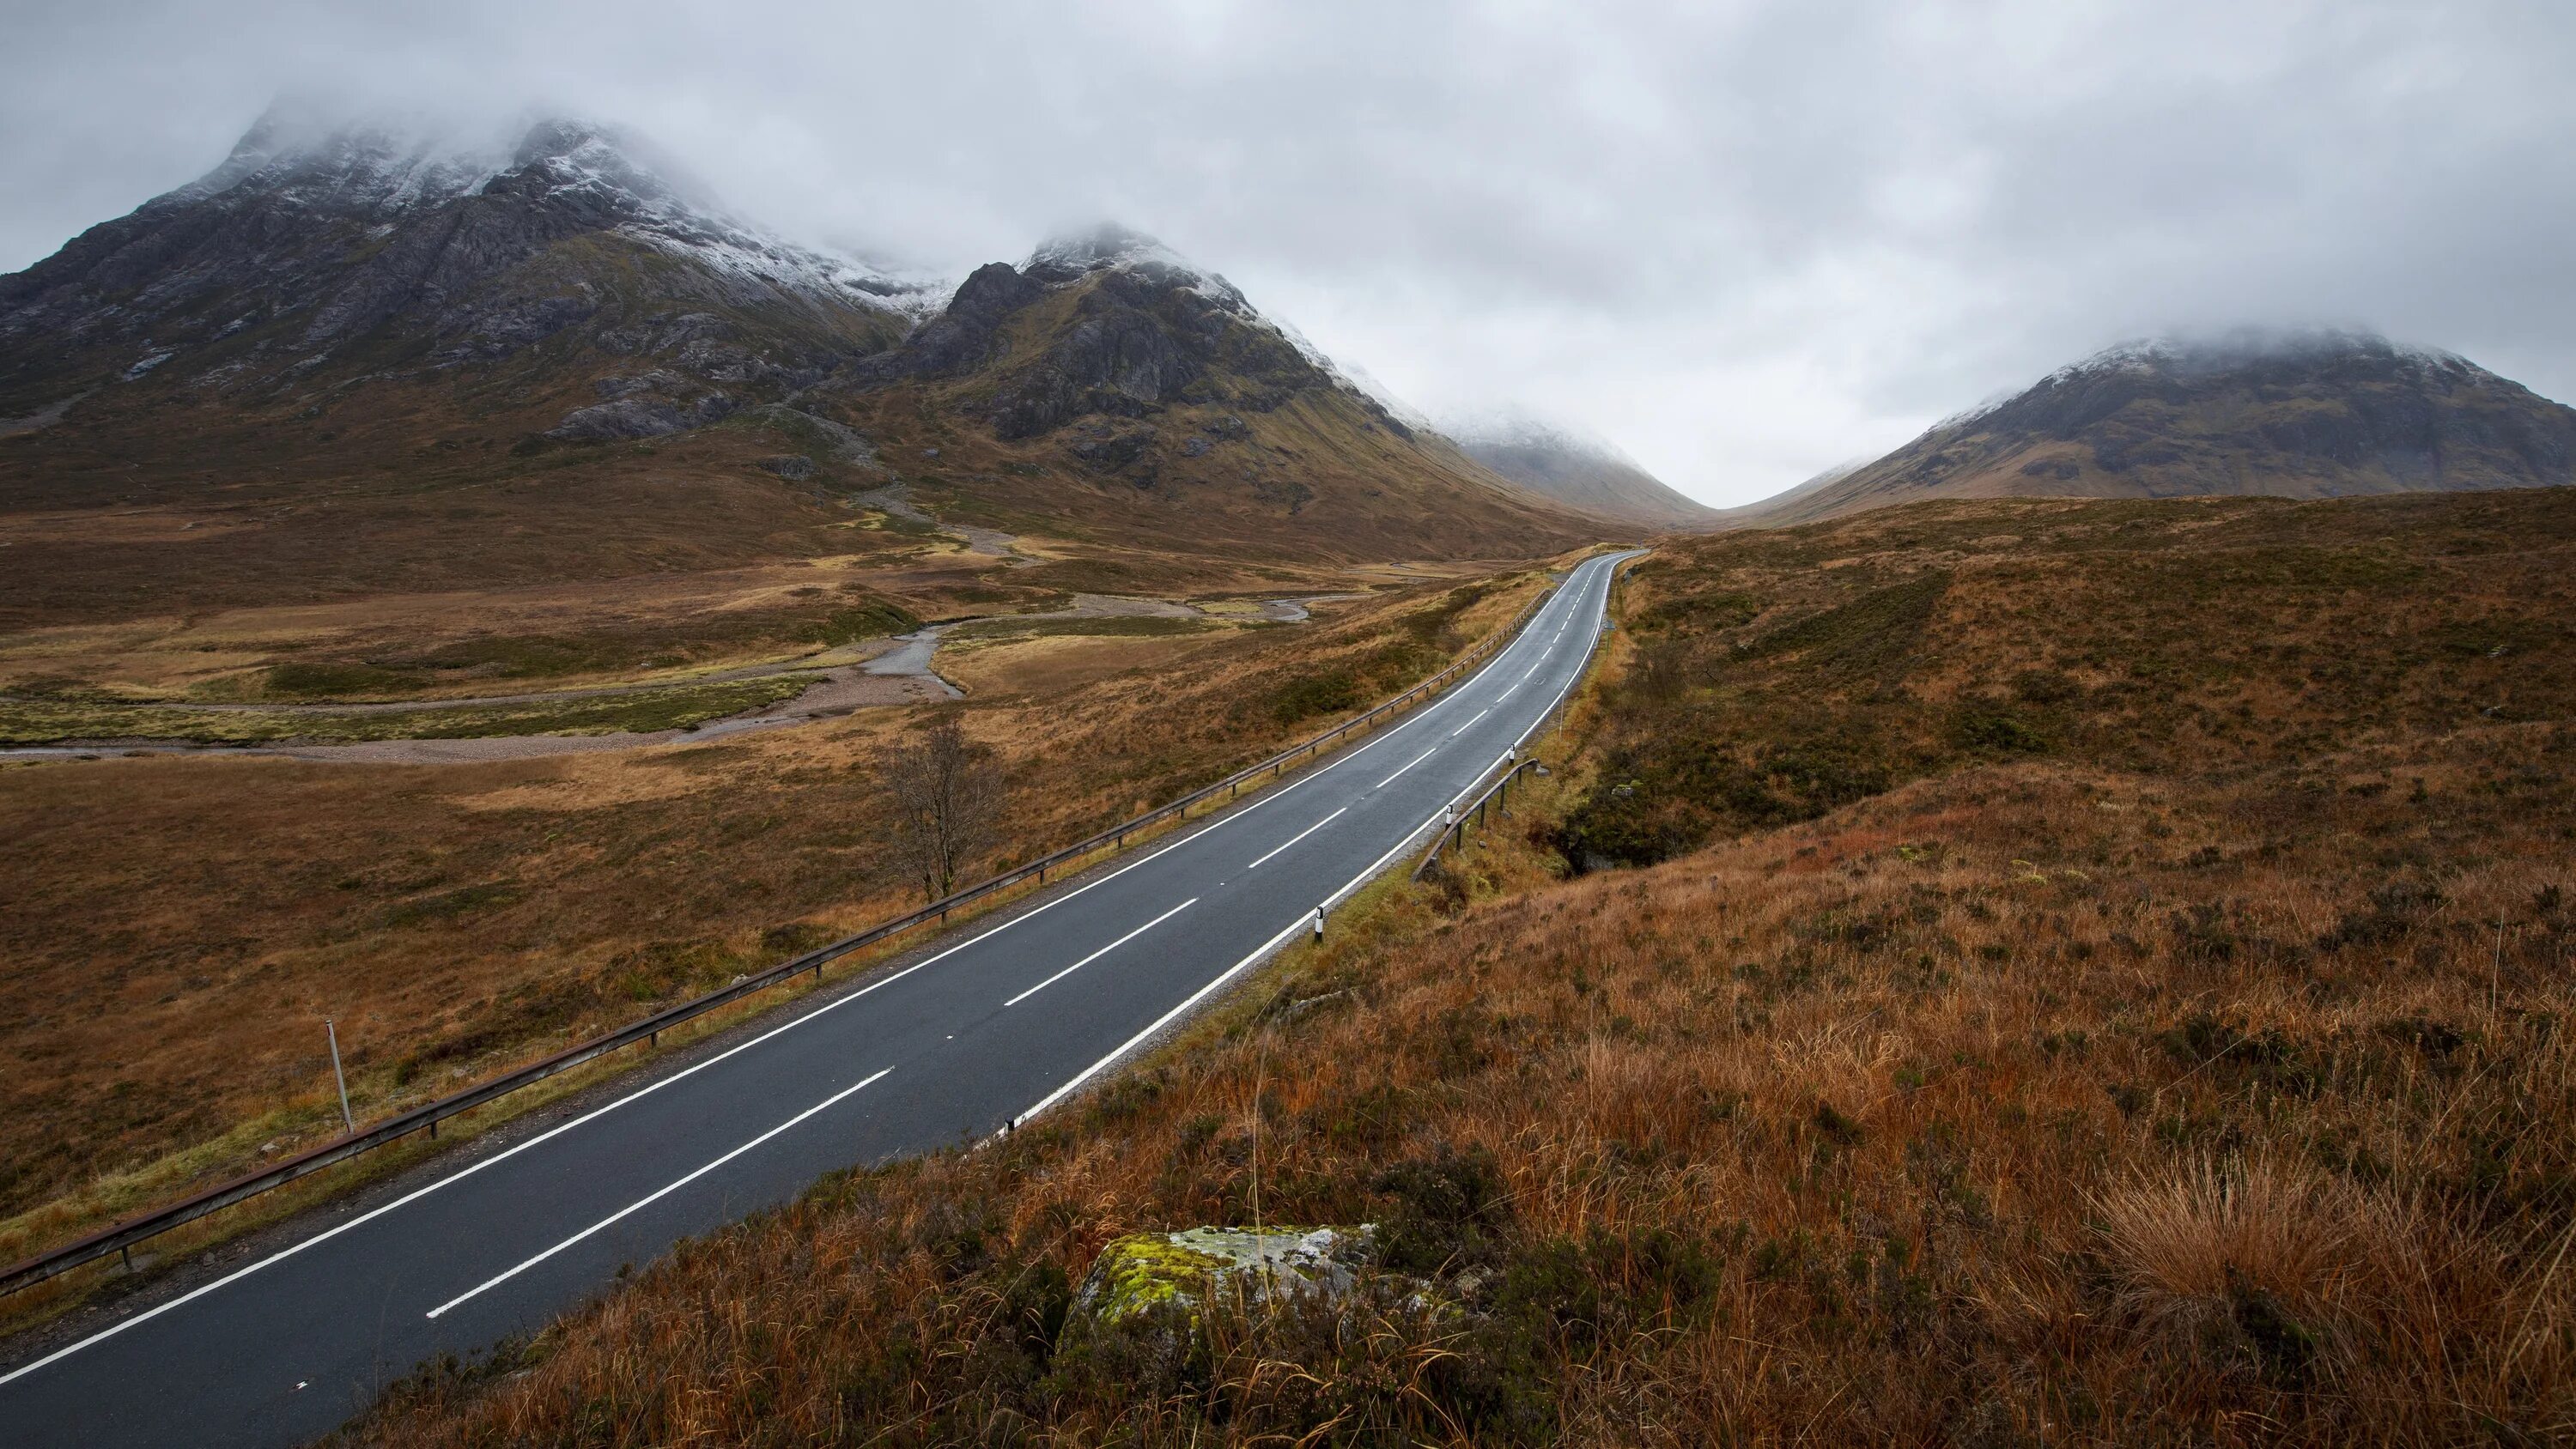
<box><xmin>0</xmin><ymin>578</ymin><xmax>1561</xmax><ymax>1298</ymax></box>
<box><xmin>1410</xmin><ymin>757</ymin><xmax>1547</xmax><ymax>882</ymax></box>
<box><xmin>1408</xmin><ymin>548</ymin><xmax>1639</xmax><ymax>883</ymax></box>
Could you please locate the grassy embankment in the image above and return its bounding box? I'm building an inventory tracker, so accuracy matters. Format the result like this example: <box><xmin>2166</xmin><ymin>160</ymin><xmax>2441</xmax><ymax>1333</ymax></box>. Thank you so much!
<box><xmin>0</xmin><ymin>567</ymin><xmax>1551</xmax><ymax>1313</ymax></box>
<box><xmin>337</xmin><ymin>490</ymin><xmax>2573</xmax><ymax>1446</ymax></box>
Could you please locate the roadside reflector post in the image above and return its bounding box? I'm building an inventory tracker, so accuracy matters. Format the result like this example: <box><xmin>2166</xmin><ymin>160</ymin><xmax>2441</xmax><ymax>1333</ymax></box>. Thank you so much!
<box><xmin>326</xmin><ymin>1019</ymin><xmax>355</xmax><ymax>1137</ymax></box>
<box><xmin>1313</xmin><ymin>905</ymin><xmax>1326</xmax><ymax>940</ymax></box>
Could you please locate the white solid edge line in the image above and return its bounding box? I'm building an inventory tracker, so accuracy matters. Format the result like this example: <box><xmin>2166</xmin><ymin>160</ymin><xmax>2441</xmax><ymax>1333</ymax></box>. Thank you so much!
<box><xmin>1004</xmin><ymin>897</ymin><xmax>1197</xmax><ymax>1007</ymax></box>
<box><xmin>1003</xmin><ymin>553</ymin><xmax>1638</xmax><ymax>1136</ymax></box>
<box><xmin>1375</xmin><ymin>746</ymin><xmax>1437</xmax><ymax>789</ymax></box>
<box><xmin>1246</xmin><ymin>806</ymin><xmax>1346</xmax><ymax>870</ymax></box>
<box><xmin>0</xmin><ymin>788</ymin><xmax>1236</xmax><ymax>1385</ymax></box>
<box><xmin>425</xmin><ymin>1069</ymin><xmax>890</xmax><ymax>1319</ymax></box>
<box><xmin>1450</xmin><ymin>707</ymin><xmax>1491</xmax><ymax>737</ymax></box>
<box><xmin>0</xmin><ymin>558</ymin><xmax>1608</xmax><ymax>1388</ymax></box>
<box><xmin>1003</xmin><ymin>747</ymin><xmax>1512</xmax><ymax>1136</ymax></box>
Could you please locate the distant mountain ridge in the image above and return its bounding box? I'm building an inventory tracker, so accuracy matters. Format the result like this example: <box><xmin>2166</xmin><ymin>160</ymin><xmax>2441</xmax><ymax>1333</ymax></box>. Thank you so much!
<box><xmin>1443</xmin><ymin>411</ymin><xmax>1713</xmax><ymax>529</ymax></box>
<box><xmin>0</xmin><ymin>112</ymin><xmax>1593</xmax><ymax>621</ymax></box>
<box><xmin>1729</xmin><ymin>330</ymin><xmax>2576</xmax><ymax>526</ymax></box>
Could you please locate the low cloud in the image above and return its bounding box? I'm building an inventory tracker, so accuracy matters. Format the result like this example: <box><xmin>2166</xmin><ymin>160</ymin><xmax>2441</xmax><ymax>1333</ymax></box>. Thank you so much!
<box><xmin>5</xmin><ymin>0</ymin><xmax>2570</xmax><ymax>505</ymax></box>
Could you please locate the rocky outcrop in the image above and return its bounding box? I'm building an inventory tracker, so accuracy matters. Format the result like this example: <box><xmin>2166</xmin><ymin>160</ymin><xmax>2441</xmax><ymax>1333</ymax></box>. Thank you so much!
<box><xmin>853</xmin><ymin>263</ymin><xmax>1044</xmax><ymax>384</ymax></box>
<box><xmin>544</xmin><ymin>390</ymin><xmax>734</xmax><ymax>441</ymax></box>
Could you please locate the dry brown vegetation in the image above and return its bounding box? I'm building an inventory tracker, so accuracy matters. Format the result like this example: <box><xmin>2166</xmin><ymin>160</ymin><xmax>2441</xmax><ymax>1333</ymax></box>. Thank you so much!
<box><xmin>0</xmin><ymin>327</ymin><xmax>1589</xmax><ymax>641</ymax></box>
<box><xmin>331</xmin><ymin>489</ymin><xmax>2575</xmax><ymax>1446</ymax></box>
<box><xmin>0</xmin><ymin>566</ymin><xmax>1550</xmax><ymax>1269</ymax></box>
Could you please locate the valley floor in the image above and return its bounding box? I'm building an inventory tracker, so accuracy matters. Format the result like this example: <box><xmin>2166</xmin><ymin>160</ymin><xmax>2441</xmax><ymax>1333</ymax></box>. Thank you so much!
<box><xmin>0</xmin><ymin>555</ymin><xmax>1558</xmax><ymax>1296</ymax></box>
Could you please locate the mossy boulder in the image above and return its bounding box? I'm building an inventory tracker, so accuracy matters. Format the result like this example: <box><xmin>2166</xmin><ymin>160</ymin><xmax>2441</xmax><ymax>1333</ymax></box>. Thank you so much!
<box><xmin>1073</xmin><ymin>1226</ymin><xmax>1371</xmax><ymax>1331</ymax></box>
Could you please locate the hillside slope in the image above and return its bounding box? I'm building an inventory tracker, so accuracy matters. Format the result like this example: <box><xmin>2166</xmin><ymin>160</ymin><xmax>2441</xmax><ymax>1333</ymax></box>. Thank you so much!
<box><xmin>1735</xmin><ymin>332</ymin><xmax>2576</xmax><ymax>525</ymax></box>
<box><xmin>334</xmin><ymin>488</ymin><xmax>2576</xmax><ymax>1446</ymax></box>
<box><xmin>1444</xmin><ymin>413</ymin><xmax>1714</xmax><ymax>529</ymax></box>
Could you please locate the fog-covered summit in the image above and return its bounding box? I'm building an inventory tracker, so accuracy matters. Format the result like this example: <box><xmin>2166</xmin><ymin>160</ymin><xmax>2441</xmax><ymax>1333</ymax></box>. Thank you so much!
<box><xmin>1440</xmin><ymin>406</ymin><xmax>1710</xmax><ymax>527</ymax></box>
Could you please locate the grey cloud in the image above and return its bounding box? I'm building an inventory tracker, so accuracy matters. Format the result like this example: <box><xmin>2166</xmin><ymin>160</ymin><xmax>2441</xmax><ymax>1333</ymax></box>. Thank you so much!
<box><xmin>3</xmin><ymin>0</ymin><xmax>2570</xmax><ymax>505</ymax></box>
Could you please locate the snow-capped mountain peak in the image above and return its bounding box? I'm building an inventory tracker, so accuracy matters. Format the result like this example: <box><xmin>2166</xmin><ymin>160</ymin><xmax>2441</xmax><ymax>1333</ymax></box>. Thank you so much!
<box><xmin>1024</xmin><ymin>223</ymin><xmax>1248</xmax><ymax>309</ymax></box>
<box><xmin>155</xmin><ymin>106</ymin><xmax>938</xmax><ymax>318</ymax></box>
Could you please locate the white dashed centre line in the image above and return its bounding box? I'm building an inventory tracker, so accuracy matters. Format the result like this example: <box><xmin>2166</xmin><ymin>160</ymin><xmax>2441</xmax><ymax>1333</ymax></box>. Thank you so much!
<box><xmin>1376</xmin><ymin>747</ymin><xmax>1437</xmax><ymax>789</ymax></box>
<box><xmin>425</xmin><ymin>1068</ymin><xmax>891</xmax><ymax>1319</ymax></box>
<box><xmin>1004</xmin><ymin>897</ymin><xmax>1198</xmax><ymax>1007</ymax></box>
<box><xmin>1451</xmin><ymin>707</ymin><xmax>1490</xmax><ymax>737</ymax></box>
<box><xmin>1245</xmin><ymin>806</ymin><xmax>1346</xmax><ymax>870</ymax></box>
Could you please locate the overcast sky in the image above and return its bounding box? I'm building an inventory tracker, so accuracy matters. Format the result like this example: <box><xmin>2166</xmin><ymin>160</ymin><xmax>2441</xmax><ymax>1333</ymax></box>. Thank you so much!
<box><xmin>5</xmin><ymin>1</ymin><xmax>2572</xmax><ymax>506</ymax></box>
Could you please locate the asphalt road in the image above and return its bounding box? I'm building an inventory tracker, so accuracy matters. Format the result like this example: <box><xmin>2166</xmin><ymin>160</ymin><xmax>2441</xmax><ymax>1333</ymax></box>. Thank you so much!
<box><xmin>0</xmin><ymin>549</ymin><xmax>1638</xmax><ymax>1449</ymax></box>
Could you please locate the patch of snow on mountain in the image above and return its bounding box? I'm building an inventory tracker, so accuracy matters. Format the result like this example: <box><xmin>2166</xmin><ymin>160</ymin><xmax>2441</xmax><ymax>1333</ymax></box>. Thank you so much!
<box><xmin>1938</xmin><ymin>329</ymin><xmax>2480</xmax><ymax>433</ymax></box>
<box><xmin>173</xmin><ymin>105</ymin><xmax>938</xmax><ymax>315</ymax></box>
<box><xmin>1324</xmin><ymin>358</ymin><xmax>1437</xmax><ymax>433</ymax></box>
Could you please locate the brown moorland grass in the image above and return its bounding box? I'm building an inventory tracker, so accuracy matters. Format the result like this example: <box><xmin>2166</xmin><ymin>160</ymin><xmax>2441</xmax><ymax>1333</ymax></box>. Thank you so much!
<box><xmin>1558</xmin><ymin>489</ymin><xmax>2576</xmax><ymax>869</ymax></box>
<box><xmin>0</xmin><ymin>566</ymin><xmax>1556</xmax><ymax>1265</ymax></box>
<box><xmin>332</xmin><ymin>728</ymin><xmax>2576</xmax><ymax>1447</ymax></box>
<box><xmin>328</xmin><ymin>489</ymin><xmax>2576</xmax><ymax>1446</ymax></box>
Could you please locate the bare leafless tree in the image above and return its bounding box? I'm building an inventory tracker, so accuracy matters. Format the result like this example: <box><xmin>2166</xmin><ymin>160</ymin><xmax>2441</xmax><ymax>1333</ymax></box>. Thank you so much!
<box><xmin>878</xmin><ymin>712</ymin><xmax>1004</xmax><ymax>900</ymax></box>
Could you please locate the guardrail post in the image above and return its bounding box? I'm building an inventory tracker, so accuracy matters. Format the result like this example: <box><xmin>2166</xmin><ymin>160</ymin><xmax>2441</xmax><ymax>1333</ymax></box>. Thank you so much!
<box><xmin>326</xmin><ymin>1020</ymin><xmax>355</xmax><ymax>1137</ymax></box>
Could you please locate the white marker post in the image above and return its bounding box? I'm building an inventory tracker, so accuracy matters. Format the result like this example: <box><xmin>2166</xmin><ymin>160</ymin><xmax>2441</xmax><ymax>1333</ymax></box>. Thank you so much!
<box><xmin>1312</xmin><ymin>905</ymin><xmax>1325</xmax><ymax>941</ymax></box>
<box><xmin>325</xmin><ymin>1020</ymin><xmax>354</xmax><ymax>1137</ymax></box>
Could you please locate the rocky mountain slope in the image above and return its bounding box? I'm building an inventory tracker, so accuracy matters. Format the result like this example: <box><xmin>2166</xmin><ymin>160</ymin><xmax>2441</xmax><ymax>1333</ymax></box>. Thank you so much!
<box><xmin>1443</xmin><ymin>411</ymin><xmax>1713</xmax><ymax>529</ymax></box>
<box><xmin>0</xmin><ymin>117</ymin><xmax>1591</xmax><ymax>627</ymax></box>
<box><xmin>1734</xmin><ymin>331</ymin><xmax>2576</xmax><ymax>525</ymax></box>
<box><xmin>0</xmin><ymin>106</ymin><xmax>931</xmax><ymax>433</ymax></box>
<box><xmin>803</xmin><ymin>225</ymin><xmax>1583</xmax><ymax>561</ymax></box>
